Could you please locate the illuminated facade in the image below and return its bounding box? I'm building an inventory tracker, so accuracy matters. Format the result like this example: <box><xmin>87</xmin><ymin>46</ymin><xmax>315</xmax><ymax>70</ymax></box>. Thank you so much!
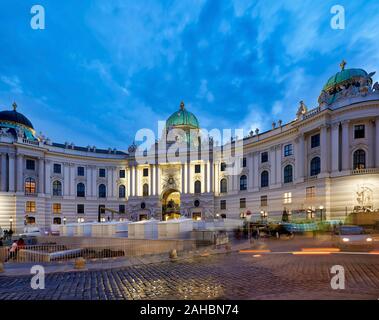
<box><xmin>1</xmin><ymin>63</ymin><xmax>379</xmax><ymax>232</ymax></box>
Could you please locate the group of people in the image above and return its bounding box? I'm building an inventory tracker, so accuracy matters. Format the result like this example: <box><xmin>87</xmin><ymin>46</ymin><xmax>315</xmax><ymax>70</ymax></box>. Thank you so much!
<box><xmin>1</xmin><ymin>237</ymin><xmax>25</xmax><ymax>262</ymax></box>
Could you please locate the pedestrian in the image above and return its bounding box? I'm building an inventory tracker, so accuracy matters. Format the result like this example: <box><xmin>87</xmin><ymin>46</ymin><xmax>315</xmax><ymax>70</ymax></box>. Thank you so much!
<box><xmin>5</xmin><ymin>240</ymin><xmax>18</xmax><ymax>262</ymax></box>
<box><xmin>17</xmin><ymin>238</ymin><xmax>25</xmax><ymax>250</ymax></box>
<box><xmin>0</xmin><ymin>237</ymin><xmax>3</xmax><ymax>247</ymax></box>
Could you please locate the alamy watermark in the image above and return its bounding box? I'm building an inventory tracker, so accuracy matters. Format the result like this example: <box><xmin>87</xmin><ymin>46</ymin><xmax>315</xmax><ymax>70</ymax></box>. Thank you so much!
<box><xmin>330</xmin><ymin>5</ymin><xmax>345</xmax><ymax>30</ymax></box>
<box><xmin>30</xmin><ymin>5</ymin><xmax>45</xmax><ymax>30</ymax></box>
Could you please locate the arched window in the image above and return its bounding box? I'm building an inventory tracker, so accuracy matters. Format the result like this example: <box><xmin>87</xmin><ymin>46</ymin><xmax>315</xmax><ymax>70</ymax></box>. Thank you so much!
<box><xmin>353</xmin><ymin>149</ymin><xmax>366</xmax><ymax>169</ymax></box>
<box><xmin>25</xmin><ymin>177</ymin><xmax>36</xmax><ymax>194</ymax></box>
<box><xmin>240</xmin><ymin>175</ymin><xmax>247</xmax><ymax>191</ymax></box>
<box><xmin>52</xmin><ymin>180</ymin><xmax>62</xmax><ymax>196</ymax></box>
<box><xmin>119</xmin><ymin>185</ymin><xmax>126</xmax><ymax>198</ymax></box>
<box><xmin>194</xmin><ymin>180</ymin><xmax>201</xmax><ymax>194</ymax></box>
<box><xmin>220</xmin><ymin>178</ymin><xmax>227</xmax><ymax>193</ymax></box>
<box><xmin>98</xmin><ymin>184</ymin><xmax>106</xmax><ymax>198</ymax></box>
<box><xmin>261</xmin><ymin>171</ymin><xmax>269</xmax><ymax>188</ymax></box>
<box><xmin>283</xmin><ymin>165</ymin><xmax>293</xmax><ymax>183</ymax></box>
<box><xmin>77</xmin><ymin>183</ymin><xmax>85</xmax><ymax>197</ymax></box>
<box><xmin>310</xmin><ymin>157</ymin><xmax>321</xmax><ymax>176</ymax></box>
<box><xmin>143</xmin><ymin>183</ymin><xmax>149</xmax><ymax>197</ymax></box>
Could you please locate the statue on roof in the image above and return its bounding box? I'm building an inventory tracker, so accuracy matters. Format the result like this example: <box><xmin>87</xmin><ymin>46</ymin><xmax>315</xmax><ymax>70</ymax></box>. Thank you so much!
<box><xmin>296</xmin><ymin>100</ymin><xmax>308</xmax><ymax>119</ymax></box>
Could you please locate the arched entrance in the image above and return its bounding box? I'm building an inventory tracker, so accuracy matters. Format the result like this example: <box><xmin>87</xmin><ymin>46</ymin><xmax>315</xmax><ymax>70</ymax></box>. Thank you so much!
<box><xmin>161</xmin><ymin>189</ymin><xmax>181</xmax><ymax>221</ymax></box>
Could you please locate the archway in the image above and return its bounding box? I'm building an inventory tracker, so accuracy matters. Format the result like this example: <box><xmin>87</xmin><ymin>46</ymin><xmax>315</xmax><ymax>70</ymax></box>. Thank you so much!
<box><xmin>161</xmin><ymin>189</ymin><xmax>181</xmax><ymax>221</ymax></box>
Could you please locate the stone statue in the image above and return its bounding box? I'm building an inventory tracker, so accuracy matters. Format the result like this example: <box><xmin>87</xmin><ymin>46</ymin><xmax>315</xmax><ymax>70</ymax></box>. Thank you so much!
<box><xmin>373</xmin><ymin>82</ymin><xmax>379</xmax><ymax>92</ymax></box>
<box><xmin>296</xmin><ymin>100</ymin><xmax>308</xmax><ymax>118</ymax></box>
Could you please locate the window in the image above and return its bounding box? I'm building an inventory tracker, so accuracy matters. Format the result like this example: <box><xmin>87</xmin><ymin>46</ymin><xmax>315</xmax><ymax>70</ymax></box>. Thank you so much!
<box><xmin>354</xmin><ymin>125</ymin><xmax>365</xmax><ymax>139</ymax></box>
<box><xmin>26</xmin><ymin>201</ymin><xmax>36</xmax><ymax>213</ymax></box>
<box><xmin>53</xmin><ymin>163</ymin><xmax>62</xmax><ymax>174</ymax></box>
<box><xmin>284</xmin><ymin>144</ymin><xmax>293</xmax><ymax>157</ymax></box>
<box><xmin>220</xmin><ymin>178</ymin><xmax>227</xmax><ymax>193</ymax></box>
<box><xmin>220</xmin><ymin>162</ymin><xmax>226</xmax><ymax>172</ymax></box>
<box><xmin>240</xmin><ymin>175</ymin><xmax>247</xmax><ymax>191</ymax></box>
<box><xmin>119</xmin><ymin>169</ymin><xmax>126</xmax><ymax>178</ymax></box>
<box><xmin>98</xmin><ymin>184</ymin><xmax>106</xmax><ymax>198</ymax></box>
<box><xmin>77</xmin><ymin>166</ymin><xmax>85</xmax><ymax>176</ymax></box>
<box><xmin>194</xmin><ymin>200</ymin><xmax>200</xmax><ymax>207</ymax></box>
<box><xmin>119</xmin><ymin>205</ymin><xmax>125</xmax><ymax>214</ymax></box>
<box><xmin>194</xmin><ymin>180</ymin><xmax>201</xmax><ymax>194</ymax></box>
<box><xmin>26</xmin><ymin>159</ymin><xmax>35</xmax><ymax>170</ymax></box>
<box><xmin>306</xmin><ymin>186</ymin><xmax>316</xmax><ymax>199</ymax></box>
<box><xmin>353</xmin><ymin>149</ymin><xmax>366</xmax><ymax>169</ymax></box>
<box><xmin>52</xmin><ymin>180</ymin><xmax>62</xmax><ymax>196</ymax></box>
<box><xmin>261</xmin><ymin>171</ymin><xmax>269</xmax><ymax>188</ymax></box>
<box><xmin>52</xmin><ymin>203</ymin><xmax>61</xmax><ymax>214</ymax></box>
<box><xmin>283</xmin><ymin>192</ymin><xmax>292</xmax><ymax>204</ymax></box>
<box><xmin>220</xmin><ymin>200</ymin><xmax>226</xmax><ymax>210</ymax></box>
<box><xmin>119</xmin><ymin>185</ymin><xmax>126</xmax><ymax>198</ymax></box>
<box><xmin>261</xmin><ymin>152</ymin><xmax>268</xmax><ymax>163</ymax></box>
<box><xmin>240</xmin><ymin>198</ymin><xmax>246</xmax><ymax>209</ymax></box>
<box><xmin>143</xmin><ymin>168</ymin><xmax>149</xmax><ymax>177</ymax></box>
<box><xmin>77</xmin><ymin>204</ymin><xmax>84</xmax><ymax>214</ymax></box>
<box><xmin>53</xmin><ymin>217</ymin><xmax>61</xmax><ymax>225</ymax></box>
<box><xmin>143</xmin><ymin>183</ymin><xmax>149</xmax><ymax>196</ymax></box>
<box><xmin>141</xmin><ymin>202</ymin><xmax>146</xmax><ymax>209</ymax></box>
<box><xmin>99</xmin><ymin>168</ymin><xmax>106</xmax><ymax>177</ymax></box>
<box><xmin>77</xmin><ymin>183</ymin><xmax>85</xmax><ymax>197</ymax></box>
<box><xmin>260</xmin><ymin>195</ymin><xmax>268</xmax><ymax>207</ymax></box>
<box><xmin>25</xmin><ymin>177</ymin><xmax>36</xmax><ymax>194</ymax></box>
<box><xmin>310</xmin><ymin>157</ymin><xmax>321</xmax><ymax>176</ymax></box>
<box><xmin>283</xmin><ymin>165</ymin><xmax>293</xmax><ymax>183</ymax></box>
<box><xmin>311</xmin><ymin>134</ymin><xmax>320</xmax><ymax>148</ymax></box>
<box><xmin>242</xmin><ymin>157</ymin><xmax>247</xmax><ymax>168</ymax></box>
<box><xmin>194</xmin><ymin>164</ymin><xmax>201</xmax><ymax>173</ymax></box>
<box><xmin>98</xmin><ymin>205</ymin><xmax>105</xmax><ymax>215</ymax></box>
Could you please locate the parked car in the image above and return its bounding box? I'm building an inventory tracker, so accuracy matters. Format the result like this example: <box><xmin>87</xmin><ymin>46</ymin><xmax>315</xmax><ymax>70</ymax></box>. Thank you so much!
<box><xmin>333</xmin><ymin>225</ymin><xmax>374</xmax><ymax>251</ymax></box>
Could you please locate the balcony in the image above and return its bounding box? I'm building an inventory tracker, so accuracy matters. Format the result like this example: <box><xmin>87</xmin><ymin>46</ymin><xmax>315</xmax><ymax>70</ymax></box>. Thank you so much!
<box><xmin>351</xmin><ymin>168</ymin><xmax>379</xmax><ymax>175</ymax></box>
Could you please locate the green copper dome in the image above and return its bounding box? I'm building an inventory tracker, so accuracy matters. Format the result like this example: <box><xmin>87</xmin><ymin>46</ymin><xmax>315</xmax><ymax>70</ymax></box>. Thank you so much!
<box><xmin>166</xmin><ymin>102</ymin><xmax>199</xmax><ymax>129</ymax></box>
<box><xmin>323</xmin><ymin>66</ymin><xmax>368</xmax><ymax>92</ymax></box>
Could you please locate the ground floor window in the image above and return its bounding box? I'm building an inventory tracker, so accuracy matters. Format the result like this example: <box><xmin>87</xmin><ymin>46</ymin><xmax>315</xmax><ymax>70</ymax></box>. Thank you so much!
<box><xmin>220</xmin><ymin>200</ymin><xmax>226</xmax><ymax>210</ymax></box>
<box><xmin>192</xmin><ymin>212</ymin><xmax>201</xmax><ymax>220</ymax></box>
<box><xmin>53</xmin><ymin>203</ymin><xmax>61</xmax><ymax>214</ymax></box>
<box><xmin>26</xmin><ymin>201</ymin><xmax>36</xmax><ymax>213</ymax></box>
<box><xmin>53</xmin><ymin>217</ymin><xmax>61</xmax><ymax>225</ymax></box>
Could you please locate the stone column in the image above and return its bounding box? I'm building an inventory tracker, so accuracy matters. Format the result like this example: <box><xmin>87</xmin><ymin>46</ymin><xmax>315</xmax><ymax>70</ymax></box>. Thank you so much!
<box><xmin>152</xmin><ymin>165</ymin><xmax>156</xmax><ymax>196</ymax></box>
<box><xmin>149</xmin><ymin>164</ymin><xmax>154</xmax><ymax>195</ymax></box>
<box><xmin>16</xmin><ymin>154</ymin><xmax>23</xmax><ymax>192</ymax></box>
<box><xmin>0</xmin><ymin>153</ymin><xmax>7</xmax><ymax>191</ymax></box>
<box><xmin>129</xmin><ymin>166</ymin><xmax>133</xmax><ymax>196</ymax></box>
<box><xmin>69</xmin><ymin>163</ymin><xmax>75</xmax><ymax>196</ymax></box>
<box><xmin>8</xmin><ymin>154</ymin><xmax>15</xmax><ymax>192</ymax></box>
<box><xmin>134</xmin><ymin>166</ymin><xmax>138</xmax><ymax>196</ymax></box>
<box><xmin>107</xmin><ymin>167</ymin><xmax>113</xmax><ymax>198</ymax></box>
<box><xmin>186</xmin><ymin>163</ymin><xmax>191</xmax><ymax>194</ymax></box>
<box><xmin>157</xmin><ymin>165</ymin><xmax>161</xmax><ymax>195</ymax></box>
<box><xmin>209</xmin><ymin>160</ymin><xmax>214</xmax><ymax>193</ymax></box>
<box><xmin>295</xmin><ymin>134</ymin><xmax>305</xmax><ymax>182</ymax></box>
<box><xmin>331</xmin><ymin>122</ymin><xmax>340</xmax><ymax>172</ymax></box>
<box><xmin>214</xmin><ymin>161</ymin><xmax>219</xmax><ymax>194</ymax></box>
<box><xmin>181</xmin><ymin>163</ymin><xmax>185</xmax><ymax>194</ymax></box>
<box><xmin>113</xmin><ymin>167</ymin><xmax>118</xmax><ymax>198</ymax></box>
<box><xmin>275</xmin><ymin>145</ymin><xmax>282</xmax><ymax>185</ymax></box>
<box><xmin>45</xmin><ymin>160</ymin><xmax>51</xmax><ymax>195</ymax></box>
<box><xmin>63</xmin><ymin>163</ymin><xmax>70</xmax><ymax>196</ymax></box>
<box><xmin>341</xmin><ymin>120</ymin><xmax>350</xmax><ymax>171</ymax></box>
<box><xmin>320</xmin><ymin>125</ymin><xmax>329</xmax><ymax>174</ymax></box>
<box><xmin>253</xmin><ymin>152</ymin><xmax>259</xmax><ymax>189</ymax></box>
<box><xmin>376</xmin><ymin>118</ymin><xmax>379</xmax><ymax>168</ymax></box>
<box><xmin>367</xmin><ymin>120</ymin><xmax>375</xmax><ymax>168</ymax></box>
<box><xmin>86</xmin><ymin>165</ymin><xmax>92</xmax><ymax>197</ymax></box>
<box><xmin>38</xmin><ymin>157</ymin><xmax>44</xmax><ymax>193</ymax></box>
<box><xmin>155</xmin><ymin>165</ymin><xmax>159</xmax><ymax>196</ymax></box>
<box><xmin>270</xmin><ymin>147</ymin><xmax>276</xmax><ymax>186</ymax></box>
<box><xmin>247</xmin><ymin>153</ymin><xmax>253</xmax><ymax>190</ymax></box>
<box><xmin>91</xmin><ymin>166</ymin><xmax>97</xmax><ymax>197</ymax></box>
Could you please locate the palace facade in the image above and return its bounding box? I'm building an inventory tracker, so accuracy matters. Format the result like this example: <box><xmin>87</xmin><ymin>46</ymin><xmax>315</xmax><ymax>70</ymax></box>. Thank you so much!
<box><xmin>1</xmin><ymin>63</ymin><xmax>379</xmax><ymax>232</ymax></box>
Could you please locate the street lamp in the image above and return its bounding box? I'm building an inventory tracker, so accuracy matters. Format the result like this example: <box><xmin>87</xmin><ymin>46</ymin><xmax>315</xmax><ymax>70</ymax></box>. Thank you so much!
<box><xmin>63</xmin><ymin>217</ymin><xmax>67</xmax><ymax>225</ymax></box>
<box><xmin>9</xmin><ymin>217</ymin><xmax>13</xmax><ymax>232</ymax></box>
<box><xmin>319</xmin><ymin>205</ymin><xmax>324</xmax><ymax>222</ymax></box>
<box><xmin>260</xmin><ymin>210</ymin><xmax>268</xmax><ymax>223</ymax></box>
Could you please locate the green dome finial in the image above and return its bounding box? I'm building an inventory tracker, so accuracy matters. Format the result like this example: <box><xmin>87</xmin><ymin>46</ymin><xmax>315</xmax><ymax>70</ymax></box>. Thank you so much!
<box><xmin>340</xmin><ymin>60</ymin><xmax>346</xmax><ymax>71</ymax></box>
<box><xmin>166</xmin><ymin>102</ymin><xmax>199</xmax><ymax>129</ymax></box>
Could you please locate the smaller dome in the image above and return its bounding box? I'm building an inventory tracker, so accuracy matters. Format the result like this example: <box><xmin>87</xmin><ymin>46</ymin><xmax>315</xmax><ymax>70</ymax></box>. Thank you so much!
<box><xmin>166</xmin><ymin>102</ymin><xmax>199</xmax><ymax>129</ymax></box>
<box><xmin>0</xmin><ymin>103</ymin><xmax>34</xmax><ymax>129</ymax></box>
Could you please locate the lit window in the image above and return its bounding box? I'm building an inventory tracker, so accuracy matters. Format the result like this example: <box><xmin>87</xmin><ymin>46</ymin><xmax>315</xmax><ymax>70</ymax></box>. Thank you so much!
<box><xmin>25</xmin><ymin>177</ymin><xmax>36</xmax><ymax>194</ymax></box>
<box><xmin>306</xmin><ymin>186</ymin><xmax>316</xmax><ymax>199</ymax></box>
<box><xmin>26</xmin><ymin>201</ymin><xmax>36</xmax><ymax>213</ymax></box>
<box><xmin>77</xmin><ymin>217</ymin><xmax>85</xmax><ymax>223</ymax></box>
<box><xmin>52</xmin><ymin>203</ymin><xmax>61</xmax><ymax>214</ymax></box>
<box><xmin>284</xmin><ymin>192</ymin><xmax>292</xmax><ymax>204</ymax></box>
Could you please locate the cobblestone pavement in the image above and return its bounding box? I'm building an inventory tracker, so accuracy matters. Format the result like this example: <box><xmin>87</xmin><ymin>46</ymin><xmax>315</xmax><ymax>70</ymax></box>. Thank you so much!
<box><xmin>0</xmin><ymin>252</ymin><xmax>378</xmax><ymax>300</ymax></box>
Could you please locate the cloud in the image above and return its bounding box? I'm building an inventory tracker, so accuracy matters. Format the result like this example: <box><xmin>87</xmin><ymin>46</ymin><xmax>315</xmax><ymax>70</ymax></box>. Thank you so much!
<box><xmin>0</xmin><ymin>75</ymin><xmax>23</xmax><ymax>94</ymax></box>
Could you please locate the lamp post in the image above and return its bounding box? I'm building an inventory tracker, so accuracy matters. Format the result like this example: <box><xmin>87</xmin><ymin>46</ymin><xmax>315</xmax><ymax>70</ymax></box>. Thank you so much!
<box><xmin>63</xmin><ymin>217</ymin><xmax>67</xmax><ymax>225</ymax></box>
<box><xmin>9</xmin><ymin>217</ymin><xmax>13</xmax><ymax>232</ymax></box>
<box><xmin>260</xmin><ymin>210</ymin><xmax>268</xmax><ymax>223</ymax></box>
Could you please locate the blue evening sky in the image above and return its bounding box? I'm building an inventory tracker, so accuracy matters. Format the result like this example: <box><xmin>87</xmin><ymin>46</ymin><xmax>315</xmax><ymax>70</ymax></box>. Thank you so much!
<box><xmin>0</xmin><ymin>0</ymin><xmax>378</xmax><ymax>150</ymax></box>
